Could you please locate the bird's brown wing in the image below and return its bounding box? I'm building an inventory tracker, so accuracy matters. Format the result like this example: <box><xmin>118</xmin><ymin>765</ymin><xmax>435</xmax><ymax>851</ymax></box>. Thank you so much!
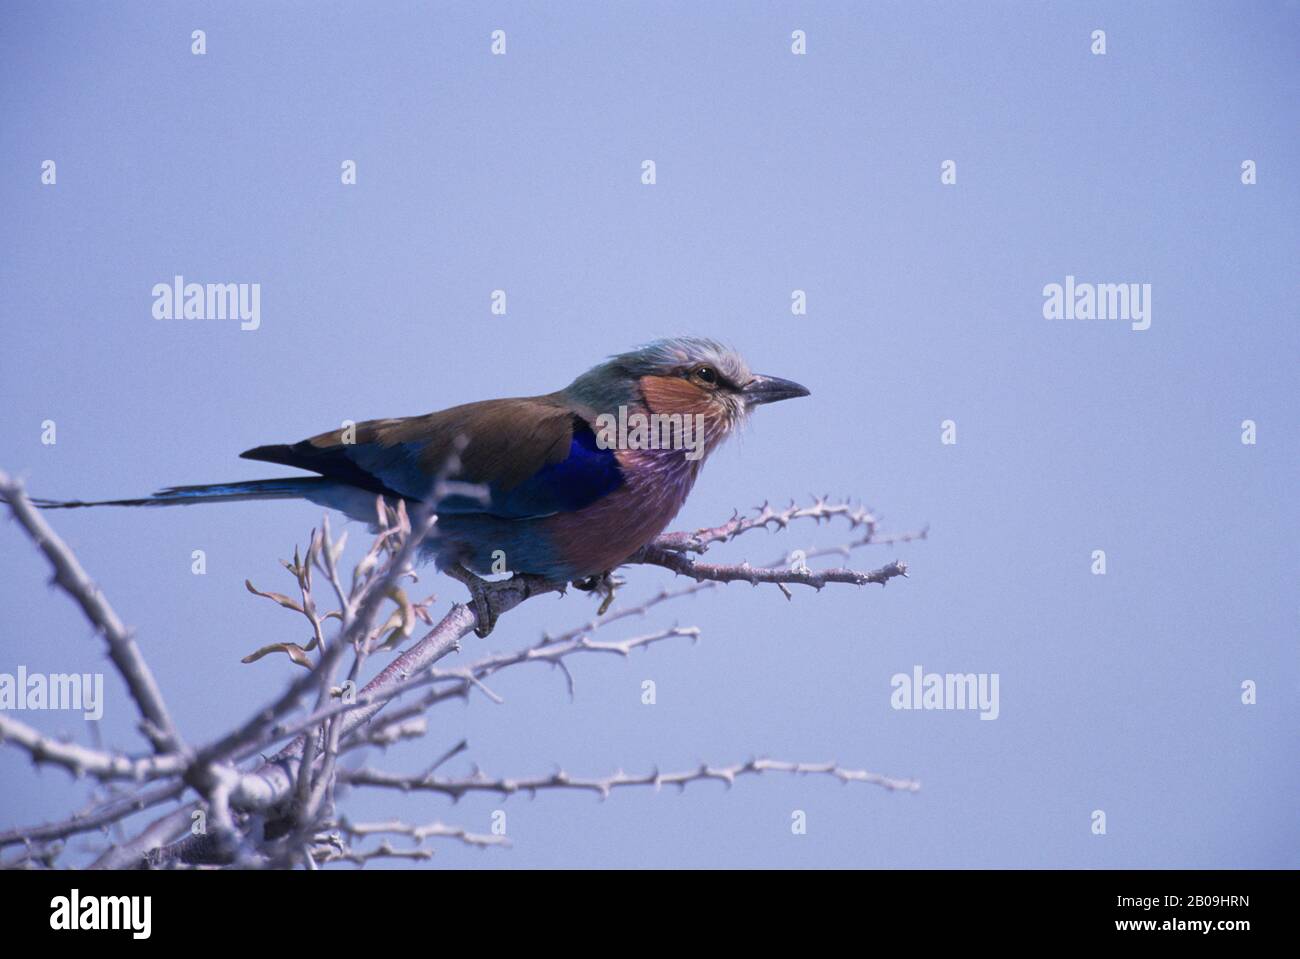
<box><xmin>242</xmin><ymin>396</ymin><xmax>574</xmax><ymax>497</ymax></box>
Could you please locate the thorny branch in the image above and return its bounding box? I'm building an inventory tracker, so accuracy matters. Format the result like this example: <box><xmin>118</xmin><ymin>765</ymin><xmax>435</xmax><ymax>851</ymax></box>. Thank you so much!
<box><xmin>341</xmin><ymin>758</ymin><xmax>921</xmax><ymax>800</ymax></box>
<box><xmin>0</xmin><ymin>469</ymin><xmax>923</xmax><ymax>868</ymax></box>
<box><xmin>0</xmin><ymin>473</ymin><xmax>182</xmax><ymax>754</ymax></box>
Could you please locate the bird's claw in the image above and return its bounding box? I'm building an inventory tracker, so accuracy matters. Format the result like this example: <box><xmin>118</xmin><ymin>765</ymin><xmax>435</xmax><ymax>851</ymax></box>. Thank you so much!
<box><xmin>469</xmin><ymin>585</ymin><xmax>497</xmax><ymax>638</ymax></box>
<box><xmin>448</xmin><ymin>564</ymin><xmax>498</xmax><ymax>637</ymax></box>
<box><xmin>572</xmin><ymin>570</ymin><xmax>623</xmax><ymax>616</ymax></box>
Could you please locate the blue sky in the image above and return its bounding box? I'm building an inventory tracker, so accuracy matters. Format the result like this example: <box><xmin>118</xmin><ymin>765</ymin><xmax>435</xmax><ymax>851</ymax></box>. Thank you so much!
<box><xmin>1</xmin><ymin>1</ymin><xmax>1296</xmax><ymax>868</ymax></box>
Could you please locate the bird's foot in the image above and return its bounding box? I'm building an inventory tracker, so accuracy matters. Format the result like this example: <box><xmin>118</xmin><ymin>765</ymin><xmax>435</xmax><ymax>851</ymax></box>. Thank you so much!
<box><xmin>447</xmin><ymin>566</ymin><xmax>560</xmax><ymax>637</ymax></box>
<box><xmin>446</xmin><ymin>564</ymin><xmax>499</xmax><ymax>638</ymax></box>
<box><xmin>571</xmin><ymin>570</ymin><xmax>624</xmax><ymax>616</ymax></box>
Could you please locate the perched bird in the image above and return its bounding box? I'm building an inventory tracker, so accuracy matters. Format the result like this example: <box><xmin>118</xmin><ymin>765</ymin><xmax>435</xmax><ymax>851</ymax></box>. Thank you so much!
<box><xmin>37</xmin><ymin>337</ymin><xmax>809</xmax><ymax>633</ymax></box>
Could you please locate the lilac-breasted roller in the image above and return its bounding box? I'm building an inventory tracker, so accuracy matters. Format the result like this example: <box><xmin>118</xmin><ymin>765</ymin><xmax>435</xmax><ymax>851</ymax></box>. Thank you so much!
<box><xmin>37</xmin><ymin>338</ymin><xmax>809</xmax><ymax>633</ymax></box>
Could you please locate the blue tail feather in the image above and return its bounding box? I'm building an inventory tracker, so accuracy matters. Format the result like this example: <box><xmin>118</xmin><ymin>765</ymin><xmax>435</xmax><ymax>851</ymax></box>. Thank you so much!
<box><xmin>32</xmin><ymin>477</ymin><xmax>333</xmax><ymax>509</ymax></box>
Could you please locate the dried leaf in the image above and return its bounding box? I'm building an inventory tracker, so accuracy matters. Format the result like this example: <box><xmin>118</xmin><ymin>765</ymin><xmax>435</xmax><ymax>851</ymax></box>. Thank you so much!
<box><xmin>413</xmin><ymin>597</ymin><xmax>435</xmax><ymax>626</ymax></box>
<box><xmin>378</xmin><ymin>586</ymin><xmax>415</xmax><ymax>649</ymax></box>
<box><xmin>245</xmin><ymin>579</ymin><xmax>304</xmax><ymax>613</ymax></box>
<box><xmin>241</xmin><ymin>642</ymin><xmax>314</xmax><ymax>668</ymax></box>
<box><xmin>304</xmin><ymin>530</ymin><xmax>320</xmax><ymax>588</ymax></box>
<box><xmin>354</xmin><ymin>549</ymin><xmax>378</xmax><ymax>582</ymax></box>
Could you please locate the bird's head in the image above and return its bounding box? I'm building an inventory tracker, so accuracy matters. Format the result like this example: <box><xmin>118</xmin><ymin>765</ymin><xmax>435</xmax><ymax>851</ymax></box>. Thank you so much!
<box><xmin>565</xmin><ymin>337</ymin><xmax>810</xmax><ymax>459</ymax></box>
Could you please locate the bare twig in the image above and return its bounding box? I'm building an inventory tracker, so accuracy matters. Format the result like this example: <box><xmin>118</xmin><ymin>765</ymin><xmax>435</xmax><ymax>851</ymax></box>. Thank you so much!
<box><xmin>342</xmin><ymin>757</ymin><xmax>921</xmax><ymax>800</ymax></box>
<box><xmin>634</xmin><ymin>543</ymin><xmax>908</xmax><ymax>591</ymax></box>
<box><xmin>334</xmin><ymin>817</ymin><xmax>509</xmax><ymax>849</ymax></box>
<box><xmin>0</xmin><ymin>471</ymin><xmax>183</xmax><ymax>753</ymax></box>
<box><xmin>0</xmin><ymin>781</ymin><xmax>186</xmax><ymax>849</ymax></box>
<box><xmin>0</xmin><ymin>713</ymin><xmax>185</xmax><ymax>782</ymax></box>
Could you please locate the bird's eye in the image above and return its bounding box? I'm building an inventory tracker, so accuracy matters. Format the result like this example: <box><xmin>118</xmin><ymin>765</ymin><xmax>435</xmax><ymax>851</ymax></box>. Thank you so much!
<box><xmin>693</xmin><ymin>365</ymin><xmax>718</xmax><ymax>385</ymax></box>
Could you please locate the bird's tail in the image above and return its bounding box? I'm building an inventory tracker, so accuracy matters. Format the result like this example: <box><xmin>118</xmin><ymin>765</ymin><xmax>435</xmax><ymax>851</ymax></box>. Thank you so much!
<box><xmin>31</xmin><ymin>477</ymin><xmax>334</xmax><ymax>509</ymax></box>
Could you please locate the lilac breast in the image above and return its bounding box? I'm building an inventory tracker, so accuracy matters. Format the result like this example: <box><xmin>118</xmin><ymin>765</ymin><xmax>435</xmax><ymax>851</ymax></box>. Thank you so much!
<box><xmin>540</xmin><ymin>447</ymin><xmax>702</xmax><ymax>579</ymax></box>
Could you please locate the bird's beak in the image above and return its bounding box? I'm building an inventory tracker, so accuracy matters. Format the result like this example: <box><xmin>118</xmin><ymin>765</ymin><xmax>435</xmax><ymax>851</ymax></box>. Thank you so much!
<box><xmin>742</xmin><ymin>374</ymin><xmax>811</xmax><ymax>407</ymax></box>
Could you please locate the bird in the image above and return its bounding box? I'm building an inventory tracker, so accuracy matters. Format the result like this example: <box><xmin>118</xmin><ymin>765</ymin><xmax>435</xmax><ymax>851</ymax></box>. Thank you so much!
<box><xmin>35</xmin><ymin>337</ymin><xmax>810</xmax><ymax>634</ymax></box>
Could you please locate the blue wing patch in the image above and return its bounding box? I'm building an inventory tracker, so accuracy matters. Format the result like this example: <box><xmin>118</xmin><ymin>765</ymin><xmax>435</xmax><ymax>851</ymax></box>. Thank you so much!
<box><xmin>496</xmin><ymin>422</ymin><xmax>623</xmax><ymax>516</ymax></box>
<box><xmin>432</xmin><ymin>422</ymin><xmax>623</xmax><ymax>519</ymax></box>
